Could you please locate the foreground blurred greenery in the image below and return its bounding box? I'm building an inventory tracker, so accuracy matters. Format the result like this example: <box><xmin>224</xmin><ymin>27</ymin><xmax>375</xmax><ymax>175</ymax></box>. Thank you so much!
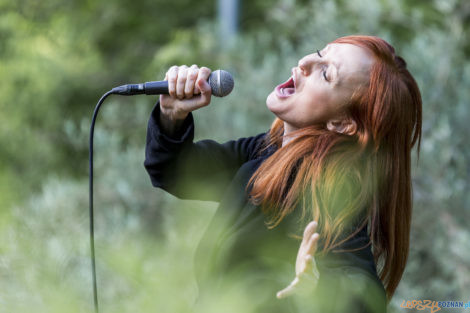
<box><xmin>0</xmin><ymin>0</ymin><xmax>469</xmax><ymax>312</ymax></box>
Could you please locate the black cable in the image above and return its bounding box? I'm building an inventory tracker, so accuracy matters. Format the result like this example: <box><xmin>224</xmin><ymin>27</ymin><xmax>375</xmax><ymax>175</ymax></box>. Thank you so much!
<box><xmin>89</xmin><ymin>90</ymin><xmax>115</xmax><ymax>313</ymax></box>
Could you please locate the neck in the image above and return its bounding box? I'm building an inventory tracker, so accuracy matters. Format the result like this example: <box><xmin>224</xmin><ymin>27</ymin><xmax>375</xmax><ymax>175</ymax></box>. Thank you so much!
<box><xmin>282</xmin><ymin>122</ymin><xmax>299</xmax><ymax>147</ymax></box>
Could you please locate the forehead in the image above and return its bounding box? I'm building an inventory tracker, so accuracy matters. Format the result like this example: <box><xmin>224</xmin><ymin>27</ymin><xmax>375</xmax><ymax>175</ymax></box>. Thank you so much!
<box><xmin>322</xmin><ymin>43</ymin><xmax>374</xmax><ymax>85</ymax></box>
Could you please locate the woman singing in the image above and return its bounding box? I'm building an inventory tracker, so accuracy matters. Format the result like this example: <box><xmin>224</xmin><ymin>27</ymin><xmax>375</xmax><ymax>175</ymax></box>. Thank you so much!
<box><xmin>144</xmin><ymin>35</ymin><xmax>422</xmax><ymax>313</ymax></box>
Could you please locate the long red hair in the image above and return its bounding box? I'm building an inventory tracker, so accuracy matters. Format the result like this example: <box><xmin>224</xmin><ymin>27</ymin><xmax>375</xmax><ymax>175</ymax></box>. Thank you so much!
<box><xmin>247</xmin><ymin>35</ymin><xmax>422</xmax><ymax>301</ymax></box>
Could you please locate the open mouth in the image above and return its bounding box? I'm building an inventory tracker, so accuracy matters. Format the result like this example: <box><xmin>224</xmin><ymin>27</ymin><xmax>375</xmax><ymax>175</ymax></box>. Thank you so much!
<box><xmin>275</xmin><ymin>76</ymin><xmax>296</xmax><ymax>98</ymax></box>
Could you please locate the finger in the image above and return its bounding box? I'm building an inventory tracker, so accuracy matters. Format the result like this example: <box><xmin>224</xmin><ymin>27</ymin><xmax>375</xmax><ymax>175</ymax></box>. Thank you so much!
<box><xmin>276</xmin><ymin>287</ymin><xmax>294</xmax><ymax>299</ymax></box>
<box><xmin>299</xmin><ymin>254</ymin><xmax>314</xmax><ymax>274</ymax></box>
<box><xmin>176</xmin><ymin>65</ymin><xmax>189</xmax><ymax>100</ymax></box>
<box><xmin>276</xmin><ymin>277</ymin><xmax>299</xmax><ymax>299</ymax></box>
<box><xmin>184</xmin><ymin>64</ymin><xmax>199</xmax><ymax>98</ymax></box>
<box><xmin>302</xmin><ymin>221</ymin><xmax>318</xmax><ymax>244</ymax></box>
<box><xmin>167</xmin><ymin>66</ymin><xmax>178</xmax><ymax>97</ymax></box>
<box><xmin>198</xmin><ymin>66</ymin><xmax>211</xmax><ymax>81</ymax></box>
<box><xmin>194</xmin><ymin>82</ymin><xmax>201</xmax><ymax>94</ymax></box>
<box><xmin>196</xmin><ymin>67</ymin><xmax>211</xmax><ymax>92</ymax></box>
<box><xmin>195</xmin><ymin>67</ymin><xmax>212</xmax><ymax>106</ymax></box>
<box><xmin>306</xmin><ymin>233</ymin><xmax>319</xmax><ymax>256</ymax></box>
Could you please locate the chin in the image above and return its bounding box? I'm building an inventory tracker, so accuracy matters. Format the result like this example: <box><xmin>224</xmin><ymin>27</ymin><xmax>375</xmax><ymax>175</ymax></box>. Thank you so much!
<box><xmin>266</xmin><ymin>91</ymin><xmax>286</xmax><ymax>116</ymax></box>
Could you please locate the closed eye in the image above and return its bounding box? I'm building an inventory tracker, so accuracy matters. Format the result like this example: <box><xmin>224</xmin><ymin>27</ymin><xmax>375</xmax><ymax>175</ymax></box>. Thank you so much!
<box><xmin>322</xmin><ymin>68</ymin><xmax>329</xmax><ymax>81</ymax></box>
<box><xmin>321</xmin><ymin>66</ymin><xmax>330</xmax><ymax>82</ymax></box>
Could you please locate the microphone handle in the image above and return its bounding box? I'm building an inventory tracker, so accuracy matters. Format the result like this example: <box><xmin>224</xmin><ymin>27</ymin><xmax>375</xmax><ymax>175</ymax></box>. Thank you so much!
<box><xmin>143</xmin><ymin>81</ymin><xmax>169</xmax><ymax>95</ymax></box>
<box><xmin>111</xmin><ymin>81</ymin><xmax>169</xmax><ymax>96</ymax></box>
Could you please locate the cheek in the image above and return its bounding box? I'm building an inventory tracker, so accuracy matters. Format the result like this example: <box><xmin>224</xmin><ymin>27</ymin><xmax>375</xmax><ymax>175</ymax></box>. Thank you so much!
<box><xmin>299</xmin><ymin>89</ymin><xmax>343</xmax><ymax>123</ymax></box>
<box><xmin>302</xmin><ymin>82</ymin><xmax>329</xmax><ymax>103</ymax></box>
<box><xmin>301</xmin><ymin>87</ymin><xmax>333</xmax><ymax>111</ymax></box>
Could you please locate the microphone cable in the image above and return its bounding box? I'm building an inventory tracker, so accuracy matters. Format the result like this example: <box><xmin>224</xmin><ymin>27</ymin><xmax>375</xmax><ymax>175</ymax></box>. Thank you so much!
<box><xmin>88</xmin><ymin>90</ymin><xmax>115</xmax><ymax>313</ymax></box>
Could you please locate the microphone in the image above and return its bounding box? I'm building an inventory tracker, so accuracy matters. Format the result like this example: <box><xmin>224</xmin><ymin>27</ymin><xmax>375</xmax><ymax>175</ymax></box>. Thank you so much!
<box><xmin>111</xmin><ymin>69</ymin><xmax>234</xmax><ymax>97</ymax></box>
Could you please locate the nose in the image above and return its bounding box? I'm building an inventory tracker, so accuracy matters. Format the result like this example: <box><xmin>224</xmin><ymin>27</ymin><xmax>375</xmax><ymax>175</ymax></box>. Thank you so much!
<box><xmin>297</xmin><ymin>55</ymin><xmax>316</xmax><ymax>75</ymax></box>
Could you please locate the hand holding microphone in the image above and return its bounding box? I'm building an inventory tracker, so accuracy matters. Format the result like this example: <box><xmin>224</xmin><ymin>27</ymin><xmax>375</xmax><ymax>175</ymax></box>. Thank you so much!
<box><xmin>112</xmin><ymin>64</ymin><xmax>234</xmax><ymax>122</ymax></box>
<box><xmin>161</xmin><ymin>65</ymin><xmax>214</xmax><ymax>121</ymax></box>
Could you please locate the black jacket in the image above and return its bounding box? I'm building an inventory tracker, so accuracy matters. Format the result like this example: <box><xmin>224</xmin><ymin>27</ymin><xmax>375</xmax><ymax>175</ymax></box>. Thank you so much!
<box><xmin>144</xmin><ymin>102</ymin><xmax>387</xmax><ymax>313</ymax></box>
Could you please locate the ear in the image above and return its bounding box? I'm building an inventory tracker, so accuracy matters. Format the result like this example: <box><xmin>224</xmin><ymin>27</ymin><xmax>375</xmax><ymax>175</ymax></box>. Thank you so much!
<box><xmin>326</xmin><ymin>117</ymin><xmax>357</xmax><ymax>135</ymax></box>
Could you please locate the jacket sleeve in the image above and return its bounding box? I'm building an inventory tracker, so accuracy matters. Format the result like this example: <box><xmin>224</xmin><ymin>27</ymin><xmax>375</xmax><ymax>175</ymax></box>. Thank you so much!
<box><xmin>143</xmin><ymin>101</ymin><xmax>268</xmax><ymax>202</ymax></box>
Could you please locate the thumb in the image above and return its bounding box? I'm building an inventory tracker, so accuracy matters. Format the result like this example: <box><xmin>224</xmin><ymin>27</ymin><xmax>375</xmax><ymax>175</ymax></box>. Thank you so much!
<box><xmin>197</xmin><ymin>78</ymin><xmax>211</xmax><ymax>95</ymax></box>
<box><xmin>276</xmin><ymin>277</ymin><xmax>299</xmax><ymax>299</ymax></box>
<box><xmin>193</xmin><ymin>78</ymin><xmax>212</xmax><ymax>107</ymax></box>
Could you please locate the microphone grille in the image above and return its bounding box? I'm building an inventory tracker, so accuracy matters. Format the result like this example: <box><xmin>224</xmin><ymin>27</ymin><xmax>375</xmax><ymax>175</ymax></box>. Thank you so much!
<box><xmin>208</xmin><ymin>70</ymin><xmax>234</xmax><ymax>97</ymax></box>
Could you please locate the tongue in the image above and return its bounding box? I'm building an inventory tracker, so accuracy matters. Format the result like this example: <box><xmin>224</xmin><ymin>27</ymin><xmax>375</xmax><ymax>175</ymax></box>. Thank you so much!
<box><xmin>282</xmin><ymin>87</ymin><xmax>295</xmax><ymax>96</ymax></box>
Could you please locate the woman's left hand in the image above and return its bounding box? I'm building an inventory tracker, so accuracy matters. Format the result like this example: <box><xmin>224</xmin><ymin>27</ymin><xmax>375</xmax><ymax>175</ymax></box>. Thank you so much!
<box><xmin>276</xmin><ymin>221</ymin><xmax>320</xmax><ymax>299</ymax></box>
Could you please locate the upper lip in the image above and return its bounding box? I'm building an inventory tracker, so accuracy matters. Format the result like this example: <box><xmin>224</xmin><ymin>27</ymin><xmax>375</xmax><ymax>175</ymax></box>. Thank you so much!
<box><xmin>291</xmin><ymin>67</ymin><xmax>297</xmax><ymax>89</ymax></box>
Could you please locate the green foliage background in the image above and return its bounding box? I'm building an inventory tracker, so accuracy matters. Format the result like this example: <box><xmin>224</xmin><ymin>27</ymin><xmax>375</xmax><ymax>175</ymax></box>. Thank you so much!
<box><xmin>0</xmin><ymin>0</ymin><xmax>468</xmax><ymax>312</ymax></box>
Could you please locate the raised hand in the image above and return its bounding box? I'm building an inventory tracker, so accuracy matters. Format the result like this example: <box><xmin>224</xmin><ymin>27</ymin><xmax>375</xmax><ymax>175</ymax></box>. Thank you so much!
<box><xmin>158</xmin><ymin>64</ymin><xmax>212</xmax><ymax>136</ymax></box>
<box><xmin>276</xmin><ymin>221</ymin><xmax>320</xmax><ymax>299</ymax></box>
<box><xmin>160</xmin><ymin>64</ymin><xmax>212</xmax><ymax>121</ymax></box>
